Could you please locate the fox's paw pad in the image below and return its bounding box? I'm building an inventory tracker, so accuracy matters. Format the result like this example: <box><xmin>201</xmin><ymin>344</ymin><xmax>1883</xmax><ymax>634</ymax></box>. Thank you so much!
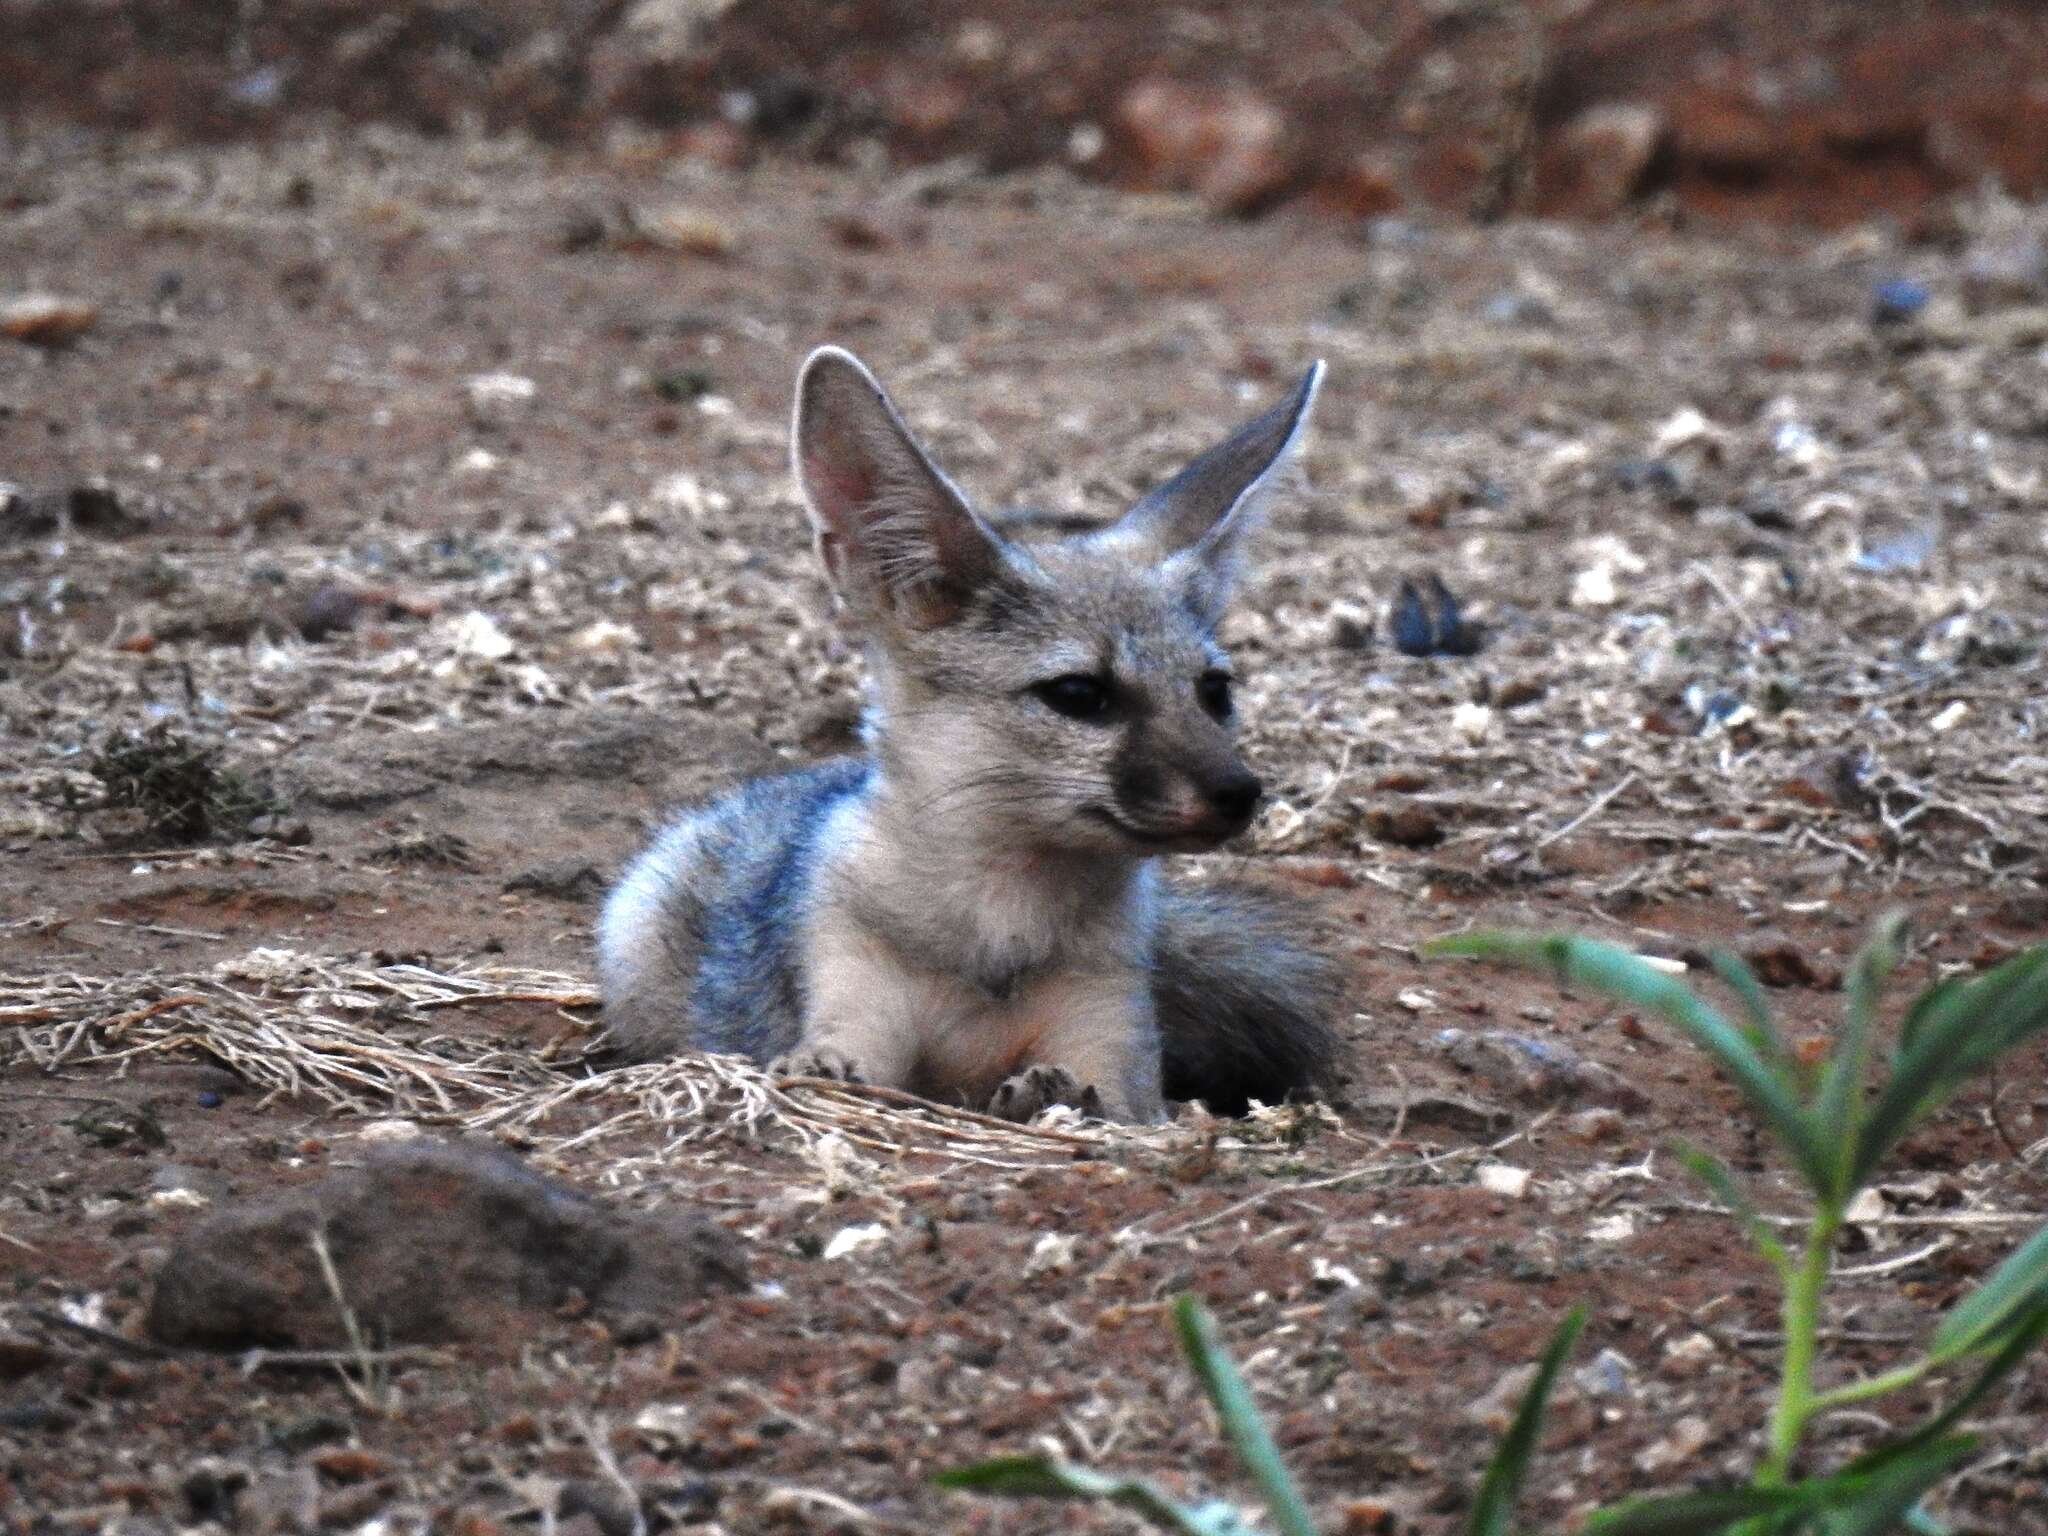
<box><xmin>989</xmin><ymin>1065</ymin><xmax>1104</xmax><ymax>1123</ymax></box>
<box><xmin>768</xmin><ymin>1049</ymin><xmax>867</xmax><ymax>1086</ymax></box>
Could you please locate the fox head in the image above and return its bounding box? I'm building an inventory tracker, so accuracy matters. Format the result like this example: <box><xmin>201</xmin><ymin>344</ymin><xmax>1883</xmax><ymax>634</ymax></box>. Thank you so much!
<box><xmin>791</xmin><ymin>346</ymin><xmax>1323</xmax><ymax>856</ymax></box>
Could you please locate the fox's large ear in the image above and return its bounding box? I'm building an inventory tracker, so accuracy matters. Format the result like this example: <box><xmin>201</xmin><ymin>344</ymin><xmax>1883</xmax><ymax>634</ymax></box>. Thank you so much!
<box><xmin>792</xmin><ymin>346</ymin><xmax>1010</xmax><ymax>630</ymax></box>
<box><xmin>1115</xmin><ymin>361</ymin><xmax>1324</xmax><ymax>624</ymax></box>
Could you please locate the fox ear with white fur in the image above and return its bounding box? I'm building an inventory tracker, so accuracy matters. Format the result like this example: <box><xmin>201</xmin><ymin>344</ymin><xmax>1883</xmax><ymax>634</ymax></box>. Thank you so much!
<box><xmin>1114</xmin><ymin>362</ymin><xmax>1324</xmax><ymax>624</ymax></box>
<box><xmin>792</xmin><ymin>346</ymin><xmax>1011</xmax><ymax>630</ymax></box>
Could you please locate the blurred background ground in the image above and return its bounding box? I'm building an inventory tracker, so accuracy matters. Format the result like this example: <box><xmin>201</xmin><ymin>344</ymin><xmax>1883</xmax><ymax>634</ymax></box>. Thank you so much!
<box><xmin>4</xmin><ymin>4</ymin><xmax>2048</xmax><ymax>1535</ymax></box>
<box><xmin>9</xmin><ymin>0</ymin><xmax>2048</xmax><ymax>227</ymax></box>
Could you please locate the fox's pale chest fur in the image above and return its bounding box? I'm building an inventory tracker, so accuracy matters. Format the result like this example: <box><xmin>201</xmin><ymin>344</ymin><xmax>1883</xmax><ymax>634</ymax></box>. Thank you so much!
<box><xmin>597</xmin><ymin>347</ymin><xmax>1345</xmax><ymax>1122</ymax></box>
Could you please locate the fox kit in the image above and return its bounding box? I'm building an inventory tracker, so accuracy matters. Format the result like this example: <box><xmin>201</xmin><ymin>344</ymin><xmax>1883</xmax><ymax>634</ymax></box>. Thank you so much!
<box><xmin>597</xmin><ymin>347</ymin><xmax>1345</xmax><ymax>1122</ymax></box>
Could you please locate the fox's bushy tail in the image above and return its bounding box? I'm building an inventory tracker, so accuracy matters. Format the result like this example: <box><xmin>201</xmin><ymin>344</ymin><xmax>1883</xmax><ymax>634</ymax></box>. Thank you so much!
<box><xmin>1151</xmin><ymin>882</ymin><xmax>1347</xmax><ymax>1115</ymax></box>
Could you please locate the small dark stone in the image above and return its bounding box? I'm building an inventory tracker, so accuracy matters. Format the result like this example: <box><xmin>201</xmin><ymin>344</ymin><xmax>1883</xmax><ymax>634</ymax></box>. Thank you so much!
<box><xmin>246</xmin><ymin>493</ymin><xmax>308</xmax><ymax>533</ymax></box>
<box><xmin>1740</xmin><ymin>932</ymin><xmax>1826</xmax><ymax>989</ymax></box>
<box><xmin>1612</xmin><ymin>457</ymin><xmax>1682</xmax><ymax>495</ymax></box>
<box><xmin>1390</xmin><ymin>573</ymin><xmax>1483</xmax><ymax>658</ymax></box>
<box><xmin>560</xmin><ymin>1479</ymin><xmax>640</xmax><ymax>1536</ymax></box>
<box><xmin>504</xmin><ymin>862</ymin><xmax>606</xmax><ymax>902</ymax></box>
<box><xmin>246</xmin><ymin>814</ymin><xmax>313</xmax><ymax>846</ymax></box>
<box><xmin>1871</xmin><ymin>279</ymin><xmax>1930</xmax><ymax>325</ymax></box>
<box><xmin>1364</xmin><ymin>804</ymin><xmax>1445</xmax><ymax>849</ymax></box>
<box><xmin>0</xmin><ymin>1399</ymin><xmax>76</xmax><ymax>1432</ymax></box>
<box><xmin>298</xmin><ymin>583</ymin><xmax>367</xmax><ymax>642</ymax></box>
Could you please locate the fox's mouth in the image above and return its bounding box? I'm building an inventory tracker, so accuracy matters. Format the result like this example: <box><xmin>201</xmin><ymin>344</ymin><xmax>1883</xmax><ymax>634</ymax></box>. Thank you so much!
<box><xmin>1083</xmin><ymin>806</ymin><xmax>1240</xmax><ymax>851</ymax></box>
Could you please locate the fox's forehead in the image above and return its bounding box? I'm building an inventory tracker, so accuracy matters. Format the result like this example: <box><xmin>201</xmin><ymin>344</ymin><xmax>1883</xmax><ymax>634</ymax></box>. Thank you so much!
<box><xmin>998</xmin><ymin>548</ymin><xmax>1224</xmax><ymax>677</ymax></box>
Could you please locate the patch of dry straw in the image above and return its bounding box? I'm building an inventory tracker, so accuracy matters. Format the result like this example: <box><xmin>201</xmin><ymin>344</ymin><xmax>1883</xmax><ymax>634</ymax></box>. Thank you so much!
<box><xmin>2</xmin><ymin>954</ymin><xmax>1360</xmax><ymax>1178</ymax></box>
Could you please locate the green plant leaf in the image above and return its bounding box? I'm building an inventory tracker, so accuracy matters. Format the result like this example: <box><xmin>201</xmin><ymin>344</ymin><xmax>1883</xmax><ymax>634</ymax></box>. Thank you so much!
<box><xmin>1929</xmin><ymin>1224</ymin><xmax>2048</xmax><ymax>1360</ymax></box>
<box><xmin>1897</xmin><ymin>977</ymin><xmax>1964</xmax><ymax>1058</ymax></box>
<box><xmin>1466</xmin><ymin>1307</ymin><xmax>1586</xmax><ymax>1536</ymax></box>
<box><xmin>1673</xmin><ymin>1144</ymin><xmax>1792</xmax><ymax>1272</ymax></box>
<box><xmin>1582</xmin><ymin>1486</ymin><xmax>1807</xmax><ymax>1535</ymax></box>
<box><xmin>1853</xmin><ymin>1306</ymin><xmax>2048</xmax><ymax>1476</ymax></box>
<box><xmin>1816</xmin><ymin>1435</ymin><xmax>1976</xmax><ymax>1536</ymax></box>
<box><xmin>934</xmin><ymin>1456</ymin><xmax>1258</xmax><ymax>1535</ymax></box>
<box><xmin>1813</xmin><ymin>913</ymin><xmax>1909</xmax><ymax>1201</ymax></box>
<box><xmin>1852</xmin><ymin>948</ymin><xmax>2048</xmax><ymax>1189</ymax></box>
<box><xmin>1428</xmin><ymin>933</ymin><xmax>1833</xmax><ymax>1195</ymax></box>
<box><xmin>1172</xmin><ymin>1296</ymin><xmax>1320</xmax><ymax>1536</ymax></box>
<box><xmin>1705</xmin><ymin>947</ymin><xmax>1784</xmax><ymax>1065</ymax></box>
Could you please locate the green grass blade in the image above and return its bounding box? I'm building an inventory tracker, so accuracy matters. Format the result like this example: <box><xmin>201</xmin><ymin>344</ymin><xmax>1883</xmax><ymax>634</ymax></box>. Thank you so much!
<box><xmin>1813</xmin><ymin>913</ymin><xmax>1908</xmax><ymax>1201</ymax></box>
<box><xmin>1817</xmin><ymin>1435</ymin><xmax>1976</xmax><ymax>1536</ymax></box>
<box><xmin>1705</xmin><ymin>947</ymin><xmax>1785</xmax><ymax>1065</ymax></box>
<box><xmin>1673</xmin><ymin>1144</ymin><xmax>1792</xmax><ymax>1272</ymax></box>
<box><xmin>1429</xmin><ymin>933</ymin><xmax>1833</xmax><ymax>1193</ymax></box>
<box><xmin>1852</xmin><ymin>949</ymin><xmax>2048</xmax><ymax>1189</ymax></box>
<box><xmin>1898</xmin><ymin>978</ymin><xmax>1964</xmax><ymax>1058</ymax></box>
<box><xmin>935</xmin><ymin>1456</ymin><xmax>1257</xmax><ymax>1535</ymax></box>
<box><xmin>1930</xmin><ymin>1225</ymin><xmax>2048</xmax><ymax>1359</ymax></box>
<box><xmin>1466</xmin><ymin>1307</ymin><xmax>1586</xmax><ymax>1536</ymax></box>
<box><xmin>1847</xmin><ymin>1308</ymin><xmax>2048</xmax><ymax>1479</ymax></box>
<box><xmin>1582</xmin><ymin>1487</ymin><xmax>1807</xmax><ymax>1536</ymax></box>
<box><xmin>1172</xmin><ymin>1296</ymin><xmax>1321</xmax><ymax>1536</ymax></box>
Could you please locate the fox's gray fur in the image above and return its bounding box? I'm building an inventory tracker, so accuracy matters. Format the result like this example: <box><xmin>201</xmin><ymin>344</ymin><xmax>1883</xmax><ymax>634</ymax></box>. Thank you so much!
<box><xmin>597</xmin><ymin>347</ymin><xmax>1346</xmax><ymax>1122</ymax></box>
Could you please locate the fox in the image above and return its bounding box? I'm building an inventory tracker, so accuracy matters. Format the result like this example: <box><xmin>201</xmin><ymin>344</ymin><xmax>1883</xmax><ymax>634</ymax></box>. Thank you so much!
<box><xmin>596</xmin><ymin>347</ymin><xmax>1346</xmax><ymax>1123</ymax></box>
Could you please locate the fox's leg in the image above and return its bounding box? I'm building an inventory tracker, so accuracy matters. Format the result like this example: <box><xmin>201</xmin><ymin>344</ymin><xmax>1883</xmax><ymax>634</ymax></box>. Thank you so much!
<box><xmin>770</xmin><ymin>911</ymin><xmax>924</xmax><ymax>1089</ymax></box>
<box><xmin>990</xmin><ymin>972</ymin><xmax>1166</xmax><ymax>1124</ymax></box>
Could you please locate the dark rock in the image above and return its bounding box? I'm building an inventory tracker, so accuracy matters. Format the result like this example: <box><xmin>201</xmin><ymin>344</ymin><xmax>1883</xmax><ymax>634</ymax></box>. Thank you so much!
<box><xmin>1740</xmin><ymin>932</ymin><xmax>1826</xmax><ymax>989</ymax></box>
<box><xmin>504</xmin><ymin>862</ymin><xmax>606</xmax><ymax>902</ymax></box>
<box><xmin>1436</xmin><ymin>1029</ymin><xmax>1651</xmax><ymax>1111</ymax></box>
<box><xmin>1363</xmin><ymin>805</ymin><xmax>1445</xmax><ymax>849</ymax></box>
<box><xmin>1780</xmin><ymin>751</ymin><xmax>1873</xmax><ymax>811</ymax></box>
<box><xmin>0</xmin><ymin>1334</ymin><xmax>56</xmax><ymax>1380</ymax></box>
<box><xmin>560</xmin><ymin>1479</ymin><xmax>641</xmax><ymax>1536</ymax></box>
<box><xmin>1390</xmin><ymin>573</ymin><xmax>1482</xmax><ymax>658</ymax></box>
<box><xmin>67</xmin><ymin>481</ymin><xmax>150</xmax><ymax>535</ymax></box>
<box><xmin>147</xmin><ymin>1140</ymin><xmax>748</xmax><ymax>1350</ymax></box>
<box><xmin>298</xmin><ymin>583</ymin><xmax>370</xmax><ymax>642</ymax></box>
<box><xmin>246</xmin><ymin>814</ymin><xmax>314</xmax><ymax>846</ymax></box>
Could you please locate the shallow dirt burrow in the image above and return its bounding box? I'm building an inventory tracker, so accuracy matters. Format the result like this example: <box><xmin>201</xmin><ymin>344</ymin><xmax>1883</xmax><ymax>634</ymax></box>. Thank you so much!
<box><xmin>3</xmin><ymin>126</ymin><xmax>2048</xmax><ymax>1533</ymax></box>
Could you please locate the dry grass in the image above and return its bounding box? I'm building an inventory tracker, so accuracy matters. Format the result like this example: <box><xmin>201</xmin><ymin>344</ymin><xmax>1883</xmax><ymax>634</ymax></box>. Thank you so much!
<box><xmin>4</xmin><ymin>954</ymin><xmax>1382</xmax><ymax>1187</ymax></box>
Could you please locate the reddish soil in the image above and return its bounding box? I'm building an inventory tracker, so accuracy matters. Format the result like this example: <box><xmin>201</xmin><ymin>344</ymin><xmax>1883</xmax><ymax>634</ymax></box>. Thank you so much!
<box><xmin>8</xmin><ymin>1</ymin><xmax>2048</xmax><ymax>227</ymax></box>
<box><xmin>4</xmin><ymin>112</ymin><xmax>2048</xmax><ymax>1534</ymax></box>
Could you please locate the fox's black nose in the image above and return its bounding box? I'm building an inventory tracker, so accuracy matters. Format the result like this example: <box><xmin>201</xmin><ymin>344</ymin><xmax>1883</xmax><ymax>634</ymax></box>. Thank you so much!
<box><xmin>1204</xmin><ymin>771</ymin><xmax>1263</xmax><ymax>828</ymax></box>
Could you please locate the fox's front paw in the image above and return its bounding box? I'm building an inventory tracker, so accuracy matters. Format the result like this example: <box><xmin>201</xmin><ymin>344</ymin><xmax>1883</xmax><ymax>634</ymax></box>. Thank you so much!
<box><xmin>768</xmin><ymin>1048</ymin><xmax>868</xmax><ymax>1086</ymax></box>
<box><xmin>989</xmin><ymin>1064</ymin><xmax>1104</xmax><ymax>1123</ymax></box>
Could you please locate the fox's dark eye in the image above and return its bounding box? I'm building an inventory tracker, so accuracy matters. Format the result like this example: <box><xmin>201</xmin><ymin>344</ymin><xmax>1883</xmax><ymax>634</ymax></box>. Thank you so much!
<box><xmin>1034</xmin><ymin>674</ymin><xmax>1113</xmax><ymax>723</ymax></box>
<box><xmin>1197</xmin><ymin>671</ymin><xmax>1234</xmax><ymax>720</ymax></box>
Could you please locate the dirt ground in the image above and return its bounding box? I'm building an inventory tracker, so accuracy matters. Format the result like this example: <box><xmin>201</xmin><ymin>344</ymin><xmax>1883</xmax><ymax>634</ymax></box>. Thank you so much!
<box><xmin>4</xmin><ymin>121</ymin><xmax>2048</xmax><ymax>1534</ymax></box>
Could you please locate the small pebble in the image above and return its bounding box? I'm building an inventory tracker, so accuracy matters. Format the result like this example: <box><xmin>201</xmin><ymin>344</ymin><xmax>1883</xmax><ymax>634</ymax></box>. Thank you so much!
<box><xmin>1</xmin><ymin>293</ymin><xmax>99</xmax><ymax>347</ymax></box>
<box><xmin>1871</xmin><ymin>278</ymin><xmax>1929</xmax><ymax>325</ymax></box>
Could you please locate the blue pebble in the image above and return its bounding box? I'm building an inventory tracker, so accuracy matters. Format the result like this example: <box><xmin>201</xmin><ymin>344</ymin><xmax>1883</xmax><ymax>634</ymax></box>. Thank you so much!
<box><xmin>197</xmin><ymin>1091</ymin><xmax>223</xmax><ymax>1109</ymax></box>
<box><xmin>1872</xmin><ymin>279</ymin><xmax>1929</xmax><ymax>324</ymax></box>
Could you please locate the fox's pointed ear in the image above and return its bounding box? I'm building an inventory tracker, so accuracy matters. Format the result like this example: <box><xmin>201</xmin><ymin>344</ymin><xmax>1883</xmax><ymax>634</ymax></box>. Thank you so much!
<box><xmin>792</xmin><ymin>346</ymin><xmax>1010</xmax><ymax>630</ymax></box>
<box><xmin>1116</xmin><ymin>361</ymin><xmax>1324</xmax><ymax>623</ymax></box>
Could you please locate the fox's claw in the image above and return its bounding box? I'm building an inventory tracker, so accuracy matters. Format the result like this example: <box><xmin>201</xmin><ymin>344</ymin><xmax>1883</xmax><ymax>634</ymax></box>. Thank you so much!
<box><xmin>989</xmin><ymin>1064</ymin><xmax>1103</xmax><ymax>1123</ymax></box>
<box><xmin>769</xmin><ymin>1048</ymin><xmax>868</xmax><ymax>1086</ymax></box>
